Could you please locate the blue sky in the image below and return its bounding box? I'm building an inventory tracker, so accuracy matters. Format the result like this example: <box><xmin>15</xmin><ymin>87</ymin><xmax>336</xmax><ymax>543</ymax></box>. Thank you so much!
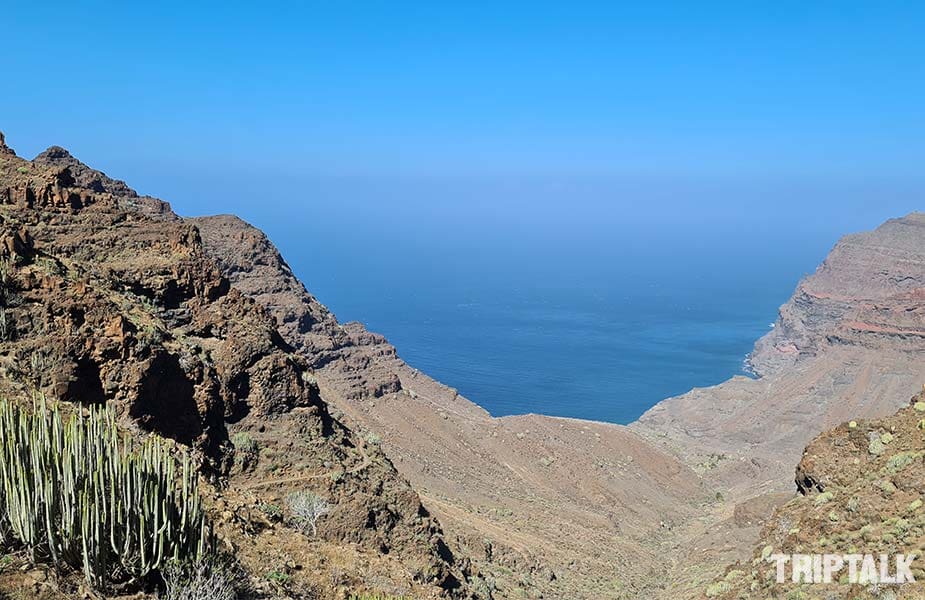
<box><xmin>1</xmin><ymin>1</ymin><xmax>922</xmax><ymax>275</ymax></box>
<box><xmin>2</xmin><ymin>1</ymin><xmax>923</xmax><ymax>181</ymax></box>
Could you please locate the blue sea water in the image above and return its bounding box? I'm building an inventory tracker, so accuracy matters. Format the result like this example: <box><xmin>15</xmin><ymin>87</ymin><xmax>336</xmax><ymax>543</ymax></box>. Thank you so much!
<box><xmin>139</xmin><ymin>172</ymin><xmax>922</xmax><ymax>425</ymax></box>
<box><xmin>244</xmin><ymin>178</ymin><xmax>896</xmax><ymax>425</ymax></box>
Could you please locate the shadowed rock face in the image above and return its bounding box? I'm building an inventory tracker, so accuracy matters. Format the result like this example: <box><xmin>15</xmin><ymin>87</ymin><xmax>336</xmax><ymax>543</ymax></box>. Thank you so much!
<box><xmin>0</xmin><ymin>134</ymin><xmax>481</xmax><ymax>599</ymax></box>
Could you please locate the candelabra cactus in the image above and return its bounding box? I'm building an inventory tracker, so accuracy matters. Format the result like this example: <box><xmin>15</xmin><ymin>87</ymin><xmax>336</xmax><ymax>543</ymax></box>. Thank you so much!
<box><xmin>0</xmin><ymin>399</ymin><xmax>212</xmax><ymax>589</ymax></box>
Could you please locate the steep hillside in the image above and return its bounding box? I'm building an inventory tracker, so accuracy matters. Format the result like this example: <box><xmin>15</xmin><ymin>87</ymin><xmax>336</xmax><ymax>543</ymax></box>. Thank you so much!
<box><xmin>634</xmin><ymin>213</ymin><xmax>925</xmax><ymax>594</ymax></box>
<box><xmin>704</xmin><ymin>393</ymin><xmax>925</xmax><ymax>599</ymax></box>
<box><xmin>3</xmin><ymin>127</ymin><xmax>922</xmax><ymax>600</ymax></box>
<box><xmin>637</xmin><ymin>214</ymin><xmax>925</xmax><ymax>493</ymax></box>
<box><xmin>0</xmin><ymin>132</ymin><xmax>480</xmax><ymax>599</ymax></box>
<box><xmin>191</xmin><ymin>214</ymin><xmax>711</xmax><ymax>599</ymax></box>
<box><xmin>193</xmin><ymin>211</ymin><xmax>925</xmax><ymax>599</ymax></box>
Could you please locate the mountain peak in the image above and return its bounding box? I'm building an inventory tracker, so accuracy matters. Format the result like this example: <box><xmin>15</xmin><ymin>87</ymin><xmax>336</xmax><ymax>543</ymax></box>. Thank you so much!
<box><xmin>31</xmin><ymin>145</ymin><xmax>139</xmax><ymax>199</ymax></box>
<box><xmin>34</xmin><ymin>145</ymin><xmax>75</xmax><ymax>162</ymax></box>
<box><xmin>0</xmin><ymin>131</ymin><xmax>15</xmax><ymax>156</ymax></box>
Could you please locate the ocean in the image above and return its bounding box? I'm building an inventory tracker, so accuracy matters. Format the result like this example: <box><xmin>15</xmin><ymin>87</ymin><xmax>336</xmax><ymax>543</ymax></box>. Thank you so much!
<box><xmin>255</xmin><ymin>178</ymin><xmax>847</xmax><ymax>424</ymax></box>
<box><xmin>148</xmin><ymin>173</ymin><xmax>921</xmax><ymax>425</ymax></box>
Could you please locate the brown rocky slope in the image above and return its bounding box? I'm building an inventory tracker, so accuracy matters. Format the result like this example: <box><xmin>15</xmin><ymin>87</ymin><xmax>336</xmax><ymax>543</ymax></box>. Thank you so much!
<box><xmin>194</xmin><ymin>208</ymin><xmax>925</xmax><ymax>599</ymax></box>
<box><xmin>635</xmin><ymin>213</ymin><xmax>925</xmax><ymax>595</ymax></box>
<box><xmin>3</xmin><ymin>127</ymin><xmax>923</xmax><ymax>599</ymax></box>
<box><xmin>0</xmin><ymin>131</ymin><xmax>482</xmax><ymax>599</ymax></box>
<box><xmin>703</xmin><ymin>393</ymin><xmax>925</xmax><ymax>599</ymax></box>
<box><xmin>191</xmin><ymin>214</ymin><xmax>710</xmax><ymax>600</ymax></box>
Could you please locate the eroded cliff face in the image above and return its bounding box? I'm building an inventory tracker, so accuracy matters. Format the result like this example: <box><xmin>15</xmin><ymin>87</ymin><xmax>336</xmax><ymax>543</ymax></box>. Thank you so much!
<box><xmin>636</xmin><ymin>213</ymin><xmax>925</xmax><ymax>491</ymax></box>
<box><xmin>632</xmin><ymin>213</ymin><xmax>925</xmax><ymax>595</ymax></box>
<box><xmin>0</xmin><ymin>134</ymin><xmax>480</xmax><ymax>599</ymax></box>
<box><xmin>750</xmin><ymin>213</ymin><xmax>925</xmax><ymax>376</ymax></box>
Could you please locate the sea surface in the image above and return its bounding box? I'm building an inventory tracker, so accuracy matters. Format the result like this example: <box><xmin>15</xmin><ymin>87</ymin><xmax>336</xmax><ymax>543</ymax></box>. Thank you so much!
<box><xmin>142</xmin><ymin>173</ymin><xmax>922</xmax><ymax>425</ymax></box>
<box><xmin>246</xmin><ymin>178</ymin><xmax>846</xmax><ymax>424</ymax></box>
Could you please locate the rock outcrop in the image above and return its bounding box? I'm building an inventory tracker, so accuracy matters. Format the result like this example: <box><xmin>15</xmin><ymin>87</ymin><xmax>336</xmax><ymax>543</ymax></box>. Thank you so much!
<box><xmin>703</xmin><ymin>393</ymin><xmax>925</xmax><ymax>599</ymax></box>
<box><xmin>750</xmin><ymin>213</ymin><xmax>925</xmax><ymax>375</ymax></box>
<box><xmin>0</xmin><ymin>133</ymin><xmax>480</xmax><ymax>599</ymax></box>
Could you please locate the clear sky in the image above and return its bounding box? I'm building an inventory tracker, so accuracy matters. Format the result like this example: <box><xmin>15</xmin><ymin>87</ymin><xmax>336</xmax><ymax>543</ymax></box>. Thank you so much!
<box><xmin>2</xmin><ymin>1</ymin><xmax>923</xmax><ymax>181</ymax></box>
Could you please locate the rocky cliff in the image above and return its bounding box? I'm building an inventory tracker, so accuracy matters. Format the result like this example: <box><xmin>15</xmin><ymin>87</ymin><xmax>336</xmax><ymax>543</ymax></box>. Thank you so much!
<box><xmin>633</xmin><ymin>213</ymin><xmax>925</xmax><ymax>595</ymax></box>
<box><xmin>2</xmin><ymin>128</ymin><xmax>922</xmax><ymax>600</ymax></box>
<box><xmin>191</xmin><ymin>214</ymin><xmax>711</xmax><ymax>599</ymax></box>
<box><xmin>0</xmin><ymin>133</ymin><xmax>480</xmax><ymax>599</ymax></box>
<box><xmin>636</xmin><ymin>213</ymin><xmax>925</xmax><ymax>492</ymax></box>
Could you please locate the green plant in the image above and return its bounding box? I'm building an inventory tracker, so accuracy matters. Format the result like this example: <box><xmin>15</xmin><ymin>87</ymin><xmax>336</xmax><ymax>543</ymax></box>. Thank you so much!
<box><xmin>0</xmin><ymin>399</ymin><xmax>212</xmax><ymax>589</ymax></box>
<box><xmin>258</xmin><ymin>502</ymin><xmax>283</xmax><ymax>520</ymax></box>
<box><xmin>266</xmin><ymin>569</ymin><xmax>291</xmax><ymax>585</ymax></box>
<box><xmin>231</xmin><ymin>432</ymin><xmax>259</xmax><ymax>470</ymax></box>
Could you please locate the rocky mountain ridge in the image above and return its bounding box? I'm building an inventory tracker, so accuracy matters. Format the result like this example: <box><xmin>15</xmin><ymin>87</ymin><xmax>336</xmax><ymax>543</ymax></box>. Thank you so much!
<box><xmin>0</xmin><ymin>133</ymin><xmax>480</xmax><ymax>599</ymax></box>
<box><xmin>1</xmin><ymin>129</ymin><xmax>922</xmax><ymax>599</ymax></box>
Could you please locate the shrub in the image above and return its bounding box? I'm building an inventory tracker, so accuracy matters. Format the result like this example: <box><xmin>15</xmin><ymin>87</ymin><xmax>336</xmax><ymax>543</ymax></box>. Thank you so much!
<box><xmin>885</xmin><ymin>451</ymin><xmax>922</xmax><ymax>473</ymax></box>
<box><xmin>258</xmin><ymin>502</ymin><xmax>283</xmax><ymax>520</ymax></box>
<box><xmin>161</xmin><ymin>556</ymin><xmax>246</xmax><ymax>600</ymax></box>
<box><xmin>813</xmin><ymin>491</ymin><xmax>834</xmax><ymax>506</ymax></box>
<box><xmin>266</xmin><ymin>569</ymin><xmax>291</xmax><ymax>585</ymax></box>
<box><xmin>704</xmin><ymin>581</ymin><xmax>731</xmax><ymax>597</ymax></box>
<box><xmin>286</xmin><ymin>490</ymin><xmax>330</xmax><ymax>536</ymax></box>
<box><xmin>231</xmin><ymin>432</ymin><xmax>259</xmax><ymax>471</ymax></box>
<box><xmin>0</xmin><ymin>399</ymin><xmax>212</xmax><ymax>589</ymax></box>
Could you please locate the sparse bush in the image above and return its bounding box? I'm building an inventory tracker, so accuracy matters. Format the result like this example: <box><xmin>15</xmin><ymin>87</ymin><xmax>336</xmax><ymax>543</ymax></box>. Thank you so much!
<box><xmin>846</xmin><ymin>496</ymin><xmax>860</xmax><ymax>513</ymax></box>
<box><xmin>258</xmin><ymin>502</ymin><xmax>283</xmax><ymax>520</ymax></box>
<box><xmin>286</xmin><ymin>490</ymin><xmax>330</xmax><ymax>536</ymax></box>
<box><xmin>161</xmin><ymin>556</ymin><xmax>246</xmax><ymax>600</ymax></box>
<box><xmin>231</xmin><ymin>432</ymin><xmax>259</xmax><ymax>471</ymax></box>
<box><xmin>885</xmin><ymin>451</ymin><xmax>922</xmax><ymax>473</ymax></box>
<box><xmin>266</xmin><ymin>569</ymin><xmax>292</xmax><ymax>585</ymax></box>
<box><xmin>813</xmin><ymin>491</ymin><xmax>834</xmax><ymax>506</ymax></box>
<box><xmin>704</xmin><ymin>580</ymin><xmax>731</xmax><ymax>597</ymax></box>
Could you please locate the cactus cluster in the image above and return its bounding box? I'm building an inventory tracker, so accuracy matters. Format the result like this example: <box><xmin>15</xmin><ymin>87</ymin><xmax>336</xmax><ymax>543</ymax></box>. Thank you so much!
<box><xmin>0</xmin><ymin>399</ymin><xmax>212</xmax><ymax>589</ymax></box>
